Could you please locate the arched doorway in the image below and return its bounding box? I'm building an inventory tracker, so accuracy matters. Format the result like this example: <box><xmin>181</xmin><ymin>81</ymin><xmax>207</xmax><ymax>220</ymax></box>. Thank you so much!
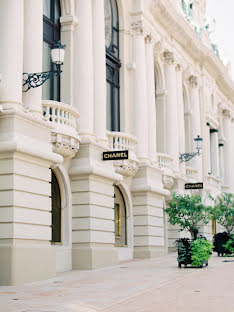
<box><xmin>114</xmin><ymin>186</ymin><xmax>127</xmax><ymax>246</ymax></box>
<box><xmin>50</xmin><ymin>167</ymin><xmax>72</xmax><ymax>272</ymax></box>
<box><xmin>51</xmin><ymin>170</ymin><xmax>62</xmax><ymax>243</ymax></box>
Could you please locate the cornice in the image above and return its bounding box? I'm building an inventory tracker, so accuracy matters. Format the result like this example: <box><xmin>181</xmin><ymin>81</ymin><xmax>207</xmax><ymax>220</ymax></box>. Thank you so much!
<box><xmin>151</xmin><ymin>0</ymin><xmax>234</xmax><ymax>104</ymax></box>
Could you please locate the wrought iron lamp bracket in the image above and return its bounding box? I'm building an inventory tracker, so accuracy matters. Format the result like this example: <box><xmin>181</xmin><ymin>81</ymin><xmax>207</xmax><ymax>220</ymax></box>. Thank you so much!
<box><xmin>179</xmin><ymin>150</ymin><xmax>201</xmax><ymax>163</ymax></box>
<box><xmin>23</xmin><ymin>66</ymin><xmax>62</xmax><ymax>92</ymax></box>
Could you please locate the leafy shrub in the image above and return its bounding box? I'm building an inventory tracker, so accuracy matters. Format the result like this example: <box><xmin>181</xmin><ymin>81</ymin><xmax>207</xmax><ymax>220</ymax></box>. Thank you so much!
<box><xmin>223</xmin><ymin>235</ymin><xmax>234</xmax><ymax>256</ymax></box>
<box><xmin>209</xmin><ymin>193</ymin><xmax>234</xmax><ymax>234</ymax></box>
<box><xmin>191</xmin><ymin>238</ymin><xmax>213</xmax><ymax>267</ymax></box>
<box><xmin>166</xmin><ymin>193</ymin><xmax>210</xmax><ymax>239</ymax></box>
<box><xmin>213</xmin><ymin>232</ymin><xmax>231</xmax><ymax>254</ymax></box>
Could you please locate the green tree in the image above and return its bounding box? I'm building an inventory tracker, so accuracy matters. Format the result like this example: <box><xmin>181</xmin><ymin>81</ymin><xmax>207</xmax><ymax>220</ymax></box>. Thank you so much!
<box><xmin>165</xmin><ymin>193</ymin><xmax>210</xmax><ymax>239</ymax></box>
<box><xmin>209</xmin><ymin>193</ymin><xmax>234</xmax><ymax>234</ymax></box>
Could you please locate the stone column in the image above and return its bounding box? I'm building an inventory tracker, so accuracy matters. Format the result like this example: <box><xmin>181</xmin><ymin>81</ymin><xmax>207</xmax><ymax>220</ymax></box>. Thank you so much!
<box><xmin>132</xmin><ymin>28</ymin><xmax>148</xmax><ymax>161</ymax></box>
<box><xmin>176</xmin><ymin>64</ymin><xmax>186</xmax><ymax>173</ymax></box>
<box><xmin>60</xmin><ymin>14</ymin><xmax>78</xmax><ymax>106</ymax></box>
<box><xmin>206</xmin><ymin>122</ymin><xmax>211</xmax><ymax>174</ymax></box>
<box><xmin>163</xmin><ymin>51</ymin><xmax>179</xmax><ymax>171</ymax></box>
<box><xmin>74</xmin><ymin>0</ymin><xmax>94</xmax><ymax>137</ymax></box>
<box><xmin>92</xmin><ymin>0</ymin><xmax>106</xmax><ymax>141</ymax></box>
<box><xmin>0</xmin><ymin>0</ymin><xmax>24</xmax><ymax>109</ymax></box>
<box><xmin>210</xmin><ymin>129</ymin><xmax>220</xmax><ymax>177</ymax></box>
<box><xmin>145</xmin><ymin>35</ymin><xmax>156</xmax><ymax>161</ymax></box>
<box><xmin>189</xmin><ymin>75</ymin><xmax>202</xmax><ymax>177</ymax></box>
<box><xmin>223</xmin><ymin>110</ymin><xmax>232</xmax><ymax>187</ymax></box>
<box><xmin>219</xmin><ymin>142</ymin><xmax>224</xmax><ymax>183</ymax></box>
<box><xmin>23</xmin><ymin>0</ymin><xmax>43</xmax><ymax>114</ymax></box>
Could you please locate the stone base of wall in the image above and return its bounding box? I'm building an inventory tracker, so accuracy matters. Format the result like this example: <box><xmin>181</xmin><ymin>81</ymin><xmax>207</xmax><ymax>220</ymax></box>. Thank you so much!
<box><xmin>0</xmin><ymin>243</ymin><xmax>56</xmax><ymax>286</ymax></box>
<box><xmin>134</xmin><ymin>246</ymin><xmax>166</xmax><ymax>259</ymax></box>
<box><xmin>72</xmin><ymin>244</ymin><xmax>118</xmax><ymax>270</ymax></box>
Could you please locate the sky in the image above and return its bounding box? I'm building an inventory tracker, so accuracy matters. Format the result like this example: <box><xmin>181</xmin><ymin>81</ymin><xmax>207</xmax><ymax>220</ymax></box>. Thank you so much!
<box><xmin>206</xmin><ymin>0</ymin><xmax>234</xmax><ymax>79</ymax></box>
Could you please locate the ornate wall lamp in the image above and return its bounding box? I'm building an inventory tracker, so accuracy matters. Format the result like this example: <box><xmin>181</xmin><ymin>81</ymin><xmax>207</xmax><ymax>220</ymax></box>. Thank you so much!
<box><xmin>23</xmin><ymin>41</ymin><xmax>66</xmax><ymax>92</ymax></box>
<box><xmin>179</xmin><ymin>135</ymin><xmax>203</xmax><ymax>163</ymax></box>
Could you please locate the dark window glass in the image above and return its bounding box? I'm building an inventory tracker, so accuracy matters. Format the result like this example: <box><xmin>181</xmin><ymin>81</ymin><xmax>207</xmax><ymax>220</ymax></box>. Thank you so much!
<box><xmin>43</xmin><ymin>0</ymin><xmax>61</xmax><ymax>101</ymax></box>
<box><xmin>51</xmin><ymin>171</ymin><xmax>62</xmax><ymax>243</ymax></box>
<box><xmin>104</xmin><ymin>0</ymin><xmax>121</xmax><ymax>131</ymax></box>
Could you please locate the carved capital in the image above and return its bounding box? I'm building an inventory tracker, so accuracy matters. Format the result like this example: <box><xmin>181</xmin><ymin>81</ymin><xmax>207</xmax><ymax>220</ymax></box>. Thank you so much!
<box><xmin>223</xmin><ymin>109</ymin><xmax>231</xmax><ymax>119</ymax></box>
<box><xmin>162</xmin><ymin>51</ymin><xmax>174</xmax><ymax>65</ymax></box>
<box><xmin>175</xmin><ymin>64</ymin><xmax>183</xmax><ymax>72</ymax></box>
<box><xmin>189</xmin><ymin>75</ymin><xmax>198</xmax><ymax>88</ymax></box>
<box><xmin>60</xmin><ymin>15</ymin><xmax>78</xmax><ymax>32</ymax></box>
<box><xmin>145</xmin><ymin>34</ymin><xmax>152</xmax><ymax>44</ymax></box>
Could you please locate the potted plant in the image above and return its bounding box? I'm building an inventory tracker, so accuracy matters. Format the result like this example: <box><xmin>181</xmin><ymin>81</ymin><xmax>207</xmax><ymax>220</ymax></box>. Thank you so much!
<box><xmin>175</xmin><ymin>237</ymin><xmax>213</xmax><ymax>268</ymax></box>
<box><xmin>210</xmin><ymin>193</ymin><xmax>234</xmax><ymax>256</ymax></box>
<box><xmin>166</xmin><ymin>193</ymin><xmax>213</xmax><ymax>267</ymax></box>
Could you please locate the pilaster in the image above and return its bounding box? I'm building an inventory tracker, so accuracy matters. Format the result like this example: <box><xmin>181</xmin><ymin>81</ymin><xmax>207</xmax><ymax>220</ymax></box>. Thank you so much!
<box><xmin>131</xmin><ymin>163</ymin><xmax>169</xmax><ymax>259</ymax></box>
<box><xmin>189</xmin><ymin>75</ymin><xmax>203</xmax><ymax>178</ymax></box>
<box><xmin>163</xmin><ymin>51</ymin><xmax>179</xmax><ymax>172</ymax></box>
<box><xmin>92</xmin><ymin>0</ymin><xmax>107</xmax><ymax>142</ymax></box>
<box><xmin>23</xmin><ymin>0</ymin><xmax>43</xmax><ymax>115</ymax></box>
<box><xmin>145</xmin><ymin>35</ymin><xmax>157</xmax><ymax>163</ymax></box>
<box><xmin>69</xmin><ymin>140</ymin><xmax>122</xmax><ymax>269</ymax></box>
<box><xmin>0</xmin><ymin>110</ymin><xmax>62</xmax><ymax>285</ymax></box>
<box><xmin>132</xmin><ymin>25</ymin><xmax>148</xmax><ymax>161</ymax></box>
<box><xmin>74</xmin><ymin>0</ymin><xmax>94</xmax><ymax>138</ymax></box>
<box><xmin>223</xmin><ymin>110</ymin><xmax>232</xmax><ymax>188</ymax></box>
<box><xmin>60</xmin><ymin>14</ymin><xmax>78</xmax><ymax>106</ymax></box>
<box><xmin>0</xmin><ymin>0</ymin><xmax>24</xmax><ymax>110</ymax></box>
<box><xmin>176</xmin><ymin>63</ymin><xmax>186</xmax><ymax>174</ymax></box>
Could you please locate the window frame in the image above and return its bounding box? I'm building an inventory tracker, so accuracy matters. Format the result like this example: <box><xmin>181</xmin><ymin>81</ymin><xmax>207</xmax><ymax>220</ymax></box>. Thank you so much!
<box><xmin>43</xmin><ymin>0</ymin><xmax>61</xmax><ymax>101</ymax></box>
<box><xmin>105</xmin><ymin>0</ymin><xmax>121</xmax><ymax>132</ymax></box>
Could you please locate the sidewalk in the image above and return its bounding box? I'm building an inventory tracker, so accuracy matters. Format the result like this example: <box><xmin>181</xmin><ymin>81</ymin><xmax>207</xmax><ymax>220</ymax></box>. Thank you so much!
<box><xmin>0</xmin><ymin>253</ymin><xmax>233</xmax><ymax>312</ymax></box>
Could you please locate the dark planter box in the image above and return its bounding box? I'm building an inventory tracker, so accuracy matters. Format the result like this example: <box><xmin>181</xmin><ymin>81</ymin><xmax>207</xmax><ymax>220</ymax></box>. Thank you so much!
<box><xmin>213</xmin><ymin>232</ymin><xmax>232</xmax><ymax>256</ymax></box>
<box><xmin>176</xmin><ymin>238</ymin><xmax>208</xmax><ymax>268</ymax></box>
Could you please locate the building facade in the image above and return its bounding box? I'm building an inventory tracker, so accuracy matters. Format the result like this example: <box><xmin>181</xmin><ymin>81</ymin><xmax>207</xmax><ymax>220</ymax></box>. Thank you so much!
<box><xmin>0</xmin><ymin>0</ymin><xmax>233</xmax><ymax>285</ymax></box>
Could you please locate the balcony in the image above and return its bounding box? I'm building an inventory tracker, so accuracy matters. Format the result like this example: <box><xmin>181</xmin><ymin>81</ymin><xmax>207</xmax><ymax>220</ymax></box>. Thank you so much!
<box><xmin>106</xmin><ymin>131</ymin><xmax>138</xmax><ymax>177</ymax></box>
<box><xmin>157</xmin><ymin>153</ymin><xmax>174</xmax><ymax>189</ymax></box>
<box><xmin>206</xmin><ymin>174</ymin><xmax>221</xmax><ymax>190</ymax></box>
<box><xmin>42</xmin><ymin>100</ymin><xmax>80</xmax><ymax>158</ymax></box>
<box><xmin>186</xmin><ymin>166</ymin><xmax>198</xmax><ymax>181</ymax></box>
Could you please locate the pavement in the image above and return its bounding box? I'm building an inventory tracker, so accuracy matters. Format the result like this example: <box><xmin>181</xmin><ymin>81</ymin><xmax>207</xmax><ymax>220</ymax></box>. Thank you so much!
<box><xmin>0</xmin><ymin>253</ymin><xmax>234</xmax><ymax>312</ymax></box>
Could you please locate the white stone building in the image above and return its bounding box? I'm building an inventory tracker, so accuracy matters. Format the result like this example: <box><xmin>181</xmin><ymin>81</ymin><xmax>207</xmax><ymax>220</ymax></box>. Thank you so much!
<box><xmin>0</xmin><ymin>0</ymin><xmax>233</xmax><ymax>286</ymax></box>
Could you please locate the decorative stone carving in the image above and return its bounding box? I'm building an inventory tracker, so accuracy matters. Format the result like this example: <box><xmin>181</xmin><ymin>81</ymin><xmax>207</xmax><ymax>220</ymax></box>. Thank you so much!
<box><xmin>189</xmin><ymin>75</ymin><xmax>198</xmax><ymax>88</ymax></box>
<box><xmin>223</xmin><ymin>109</ymin><xmax>231</xmax><ymax>119</ymax></box>
<box><xmin>114</xmin><ymin>158</ymin><xmax>139</xmax><ymax>177</ymax></box>
<box><xmin>162</xmin><ymin>174</ymin><xmax>175</xmax><ymax>190</ymax></box>
<box><xmin>52</xmin><ymin>132</ymin><xmax>79</xmax><ymax>158</ymax></box>
<box><xmin>162</xmin><ymin>51</ymin><xmax>174</xmax><ymax>65</ymax></box>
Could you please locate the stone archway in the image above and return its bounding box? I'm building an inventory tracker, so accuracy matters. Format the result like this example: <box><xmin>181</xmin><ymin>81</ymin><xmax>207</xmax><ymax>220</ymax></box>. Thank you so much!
<box><xmin>52</xmin><ymin>165</ymin><xmax>72</xmax><ymax>272</ymax></box>
<box><xmin>114</xmin><ymin>182</ymin><xmax>134</xmax><ymax>261</ymax></box>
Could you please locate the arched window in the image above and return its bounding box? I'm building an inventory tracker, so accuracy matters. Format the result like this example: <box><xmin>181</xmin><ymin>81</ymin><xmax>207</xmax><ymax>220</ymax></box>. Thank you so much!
<box><xmin>43</xmin><ymin>0</ymin><xmax>61</xmax><ymax>101</ymax></box>
<box><xmin>51</xmin><ymin>170</ymin><xmax>62</xmax><ymax>243</ymax></box>
<box><xmin>114</xmin><ymin>186</ymin><xmax>127</xmax><ymax>246</ymax></box>
<box><xmin>104</xmin><ymin>0</ymin><xmax>121</xmax><ymax>131</ymax></box>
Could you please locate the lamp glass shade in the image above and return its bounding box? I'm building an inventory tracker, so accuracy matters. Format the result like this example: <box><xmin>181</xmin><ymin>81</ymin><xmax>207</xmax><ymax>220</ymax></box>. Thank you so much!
<box><xmin>51</xmin><ymin>47</ymin><xmax>65</xmax><ymax>65</ymax></box>
<box><xmin>194</xmin><ymin>135</ymin><xmax>203</xmax><ymax>150</ymax></box>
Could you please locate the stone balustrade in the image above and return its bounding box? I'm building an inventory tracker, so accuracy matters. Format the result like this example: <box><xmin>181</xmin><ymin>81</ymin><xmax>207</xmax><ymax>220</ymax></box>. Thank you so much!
<box><xmin>106</xmin><ymin>131</ymin><xmax>138</xmax><ymax>177</ymax></box>
<box><xmin>157</xmin><ymin>153</ymin><xmax>173</xmax><ymax>169</ymax></box>
<box><xmin>186</xmin><ymin>166</ymin><xmax>198</xmax><ymax>180</ymax></box>
<box><xmin>42</xmin><ymin>100</ymin><xmax>78</xmax><ymax>132</ymax></box>
<box><xmin>106</xmin><ymin>131</ymin><xmax>137</xmax><ymax>152</ymax></box>
<box><xmin>42</xmin><ymin>100</ymin><xmax>80</xmax><ymax>158</ymax></box>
